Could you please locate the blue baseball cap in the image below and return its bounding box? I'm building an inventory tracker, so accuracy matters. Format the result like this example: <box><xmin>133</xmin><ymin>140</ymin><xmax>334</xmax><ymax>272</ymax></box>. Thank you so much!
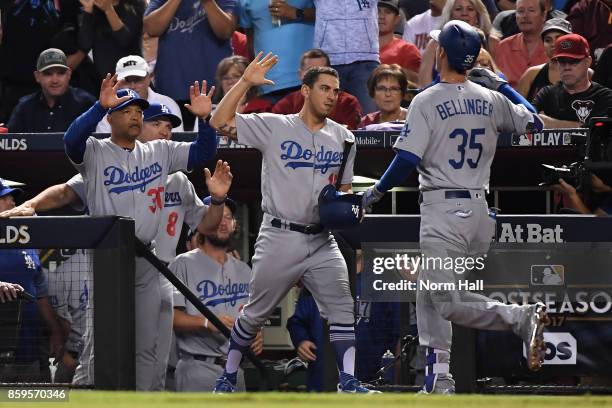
<box><xmin>0</xmin><ymin>178</ymin><xmax>23</xmax><ymax>199</ymax></box>
<box><xmin>202</xmin><ymin>196</ymin><xmax>238</xmax><ymax>214</ymax></box>
<box><xmin>144</xmin><ymin>103</ymin><xmax>182</xmax><ymax>128</ymax></box>
<box><xmin>108</xmin><ymin>88</ymin><xmax>149</xmax><ymax>114</ymax></box>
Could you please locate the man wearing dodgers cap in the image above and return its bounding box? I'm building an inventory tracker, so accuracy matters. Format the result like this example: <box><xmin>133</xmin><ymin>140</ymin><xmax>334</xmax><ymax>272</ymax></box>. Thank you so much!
<box><xmin>533</xmin><ymin>33</ymin><xmax>612</xmax><ymax>128</ymax></box>
<box><xmin>62</xmin><ymin>75</ymin><xmax>231</xmax><ymax>390</ymax></box>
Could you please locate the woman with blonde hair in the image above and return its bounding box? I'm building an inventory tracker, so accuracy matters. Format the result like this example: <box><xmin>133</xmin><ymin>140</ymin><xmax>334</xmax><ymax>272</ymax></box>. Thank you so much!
<box><xmin>417</xmin><ymin>0</ymin><xmax>495</xmax><ymax>87</ymax></box>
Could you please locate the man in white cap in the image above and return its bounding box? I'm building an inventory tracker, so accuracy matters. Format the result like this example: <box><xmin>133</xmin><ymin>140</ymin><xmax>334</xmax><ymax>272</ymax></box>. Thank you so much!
<box><xmin>95</xmin><ymin>55</ymin><xmax>183</xmax><ymax>133</ymax></box>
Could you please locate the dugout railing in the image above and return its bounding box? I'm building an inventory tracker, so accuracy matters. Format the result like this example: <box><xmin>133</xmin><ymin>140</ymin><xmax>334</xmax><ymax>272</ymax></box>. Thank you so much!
<box><xmin>336</xmin><ymin>214</ymin><xmax>612</xmax><ymax>394</ymax></box>
<box><xmin>0</xmin><ymin>216</ymin><xmax>135</xmax><ymax>390</ymax></box>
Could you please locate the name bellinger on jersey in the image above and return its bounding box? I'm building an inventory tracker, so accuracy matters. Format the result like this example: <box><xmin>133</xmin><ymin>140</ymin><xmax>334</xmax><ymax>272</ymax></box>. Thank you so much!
<box><xmin>435</xmin><ymin>97</ymin><xmax>493</xmax><ymax>120</ymax></box>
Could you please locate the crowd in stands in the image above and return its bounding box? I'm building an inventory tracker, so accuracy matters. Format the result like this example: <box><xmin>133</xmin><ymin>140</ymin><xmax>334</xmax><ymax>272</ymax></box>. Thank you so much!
<box><xmin>1</xmin><ymin>0</ymin><xmax>611</xmax><ymax>389</ymax></box>
<box><xmin>0</xmin><ymin>0</ymin><xmax>610</xmax><ymax>133</ymax></box>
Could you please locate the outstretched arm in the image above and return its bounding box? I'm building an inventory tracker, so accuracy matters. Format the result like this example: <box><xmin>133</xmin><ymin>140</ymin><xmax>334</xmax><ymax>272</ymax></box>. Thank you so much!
<box><xmin>196</xmin><ymin>160</ymin><xmax>233</xmax><ymax>235</ymax></box>
<box><xmin>362</xmin><ymin>150</ymin><xmax>421</xmax><ymax>209</ymax></box>
<box><xmin>0</xmin><ymin>184</ymin><xmax>80</xmax><ymax>218</ymax></box>
<box><xmin>184</xmin><ymin>81</ymin><xmax>219</xmax><ymax>169</ymax></box>
<box><xmin>64</xmin><ymin>74</ymin><xmax>130</xmax><ymax>163</ymax></box>
<box><xmin>210</xmin><ymin>52</ymin><xmax>278</xmax><ymax>140</ymax></box>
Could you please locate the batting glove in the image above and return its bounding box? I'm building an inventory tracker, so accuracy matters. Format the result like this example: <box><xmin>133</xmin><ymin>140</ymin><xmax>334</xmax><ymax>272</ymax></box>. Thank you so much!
<box><xmin>362</xmin><ymin>185</ymin><xmax>384</xmax><ymax>211</ymax></box>
<box><xmin>468</xmin><ymin>68</ymin><xmax>507</xmax><ymax>91</ymax></box>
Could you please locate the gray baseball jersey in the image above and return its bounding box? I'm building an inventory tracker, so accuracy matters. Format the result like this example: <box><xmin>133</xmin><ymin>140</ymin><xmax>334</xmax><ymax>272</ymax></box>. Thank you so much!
<box><xmin>70</xmin><ymin>138</ymin><xmax>191</xmax><ymax>243</ymax></box>
<box><xmin>170</xmin><ymin>249</ymin><xmax>251</xmax><ymax>357</ymax></box>
<box><xmin>67</xmin><ymin>172</ymin><xmax>207</xmax><ymax>263</ymax></box>
<box><xmin>403</xmin><ymin>80</ymin><xmax>538</xmax><ymax>390</ymax></box>
<box><xmin>235</xmin><ymin>113</ymin><xmax>356</xmax><ymax>224</ymax></box>
<box><xmin>155</xmin><ymin>172</ymin><xmax>208</xmax><ymax>263</ymax></box>
<box><xmin>394</xmin><ymin>81</ymin><xmax>536</xmax><ymax>191</ymax></box>
<box><xmin>46</xmin><ymin>249</ymin><xmax>91</xmax><ymax>354</ymax></box>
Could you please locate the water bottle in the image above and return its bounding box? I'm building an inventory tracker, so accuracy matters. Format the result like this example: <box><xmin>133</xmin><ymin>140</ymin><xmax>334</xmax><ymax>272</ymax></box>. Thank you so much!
<box><xmin>269</xmin><ymin>0</ymin><xmax>282</xmax><ymax>27</ymax></box>
<box><xmin>381</xmin><ymin>349</ymin><xmax>395</xmax><ymax>384</ymax></box>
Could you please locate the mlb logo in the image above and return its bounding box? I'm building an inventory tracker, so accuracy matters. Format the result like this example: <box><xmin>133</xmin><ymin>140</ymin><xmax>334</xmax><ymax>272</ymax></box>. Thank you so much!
<box><xmin>512</xmin><ymin>133</ymin><xmax>533</xmax><ymax>146</ymax></box>
<box><xmin>530</xmin><ymin>265</ymin><xmax>564</xmax><ymax>286</ymax></box>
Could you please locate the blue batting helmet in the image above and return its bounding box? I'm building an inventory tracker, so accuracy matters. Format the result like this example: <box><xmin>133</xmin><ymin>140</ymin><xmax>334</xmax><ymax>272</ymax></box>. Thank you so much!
<box><xmin>318</xmin><ymin>185</ymin><xmax>363</xmax><ymax>229</ymax></box>
<box><xmin>430</xmin><ymin>20</ymin><xmax>482</xmax><ymax>73</ymax></box>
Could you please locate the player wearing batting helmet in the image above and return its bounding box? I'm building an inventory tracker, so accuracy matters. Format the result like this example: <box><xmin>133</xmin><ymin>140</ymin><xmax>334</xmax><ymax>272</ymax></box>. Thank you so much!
<box><xmin>363</xmin><ymin>20</ymin><xmax>547</xmax><ymax>394</ymax></box>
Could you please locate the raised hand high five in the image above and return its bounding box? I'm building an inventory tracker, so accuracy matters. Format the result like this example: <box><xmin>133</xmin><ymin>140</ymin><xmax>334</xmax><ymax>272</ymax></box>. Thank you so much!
<box><xmin>205</xmin><ymin>160</ymin><xmax>233</xmax><ymax>201</ymax></box>
<box><xmin>184</xmin><ymin>80</ymin><xmax>216</xmax><ymax>119</ymax></box>
<box><xmin>242</xmin><ymin>51</ymin><xmax>279</xmax><ymax>87</ymax></box>
<box><xmin>99</xmin><ymin>74</ymin><xmax>130</xmax><ymax>110</ymax></box>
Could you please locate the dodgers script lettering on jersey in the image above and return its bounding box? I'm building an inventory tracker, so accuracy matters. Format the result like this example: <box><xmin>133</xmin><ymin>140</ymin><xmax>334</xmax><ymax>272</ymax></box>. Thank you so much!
<box><xmin>280</xmin><ymin>140</ymin><xmax>343</xmax><ymax>173</ymax></box>
<box><xmin>74</xmin><ymin>138</ymin><xmax>191</xmax><ymax>242</ymax></box>
<box><xmin>197</xmin><ymin>279</ymin><xmax>249</xmax><ymax>307</ymax></box>
<box><xmin>235</xmin><ymin>113</ymin><xmax>356</xmax><ymax>224</ymax></box>
<box><xmin>103</xmin><ymin>163</ymin><xmax>163</xmax><ymax>194</ymax></box>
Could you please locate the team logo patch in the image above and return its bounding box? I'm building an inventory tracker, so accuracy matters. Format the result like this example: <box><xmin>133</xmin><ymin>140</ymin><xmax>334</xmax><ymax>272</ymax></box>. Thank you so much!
<box><xmin>161</xmin><ymin>105</ymin><xmax>170</xmax><ymax>114</ymax></box>
<box><xmin>570</xmin><ymin>100</ymin><xmax>594</xmax><ymax>123</ymax></box>
<box><xmin>560</xmin><ymin>40</ymin><xmax>573</xmax><ymax>50</ymax></box>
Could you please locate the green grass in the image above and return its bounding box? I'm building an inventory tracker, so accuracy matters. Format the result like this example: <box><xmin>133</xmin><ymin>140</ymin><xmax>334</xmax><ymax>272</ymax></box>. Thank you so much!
<box><xmin>4</xmin><ymin>391</ymin><xmax>612</xmax><ymax>408</ymax></box>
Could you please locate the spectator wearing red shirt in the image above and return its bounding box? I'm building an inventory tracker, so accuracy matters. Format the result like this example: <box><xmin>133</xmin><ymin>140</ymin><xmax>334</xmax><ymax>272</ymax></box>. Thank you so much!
<box><xmin>378</xmin><ymin>0</ymin><xmax>422</xmax><ymax>83</ymax></box>
<box><xmin>566</xmin><ymin>0</ymin><xmax>612</xmax><ymax>64</ymax></box>
<box><xmin>359</xmin><ymin>64</ymin><xmax>408</xmax><ymax>128</ymax></box>
<box><xmin>272</xmin><ymin>49</ymin><xmax>362</xmax><ymax>129</ymax></box>
<box><xmin>495</xmin><ymin>0</ymin><xmax>548</xmax><ymax>87</ymax></box>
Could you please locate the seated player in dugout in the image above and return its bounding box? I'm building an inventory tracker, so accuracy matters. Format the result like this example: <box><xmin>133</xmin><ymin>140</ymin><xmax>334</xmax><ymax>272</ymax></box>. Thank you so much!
<box><xmin>171</xmin><ymin>196</ymin><xmax>263</xmax><ymax>392</ymax></box>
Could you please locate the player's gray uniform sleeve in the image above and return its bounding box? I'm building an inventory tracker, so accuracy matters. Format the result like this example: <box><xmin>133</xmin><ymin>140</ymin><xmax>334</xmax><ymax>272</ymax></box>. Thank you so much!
<box><xmin>169</xmin><ymin>258</ymin><xmax>188</xmax><ymax>308</ymax></box>
<box><xmin>71</xmin><ymin>137</ymin><xmax>99</xmax><ymax>178</ymax></box>
<box><xmin>164</xmin><ymin>140</ymin><xmax>191</xmax><ymax>173</ymax></box>
<box><xmin>393</xmin><ymin>99</ymin><xmax>430</xmax><ymax>158</ymax></box>
<box><xmin>491</xmin><ymin>92</ymin><xmax>538</xmax><ymax>135</ymax></box>
<box><xmin>183</xmin><ymin>183</ymin><xmax>209</xmax><ymax>232</ymax></box>
<box><xmin>66</xmin><ymin>174</ymin><xmax>87</xmax><ymax>211</ymax></box>
<box><xmin>341</xmin><ymin>131</ymin><xmax>357</xmax><ymax>185</ymax></box>
<box><xmin>235</xmin><ymin>113</ymin><xmax>278</xmax><ymax>151</ymax></box>
<box><xmin>47</xmin><ymin>267</ymin><xmax>70</xmax><ymax>322</ymax></box>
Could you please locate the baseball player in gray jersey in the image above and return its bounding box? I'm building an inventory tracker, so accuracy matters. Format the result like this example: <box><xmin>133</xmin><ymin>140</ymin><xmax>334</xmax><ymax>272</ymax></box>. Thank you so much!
<box><xmin>210</xmin><ymin>52</ymin><xmax>377</xmax><ymax>393</ymax></box>
<box><xmin>362</xmin><ymin>21</ymin><xmax>548</xmax><ymax>394</ymax></box>
<box><xmin>45</xmin><ymin>249</ymin><xmax>91</xmax><ymax>383</ymax></box>
<box><xmin>171</xmin><ymin>197</ymin><xmax>262</xmax><ymax>392</ymax></box>
<box><xmin>62</xmin><ymin>75</ymin><xmax>231</xmax><ymax>390</ymax></box>
<box><xmin>1</xmin><ymin>103</ymin><xmax>224</xmax><ymax>388</ymax></box>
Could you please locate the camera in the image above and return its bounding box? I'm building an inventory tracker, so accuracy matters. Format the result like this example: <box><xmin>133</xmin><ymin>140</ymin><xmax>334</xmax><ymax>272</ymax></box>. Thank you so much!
<box><xmin>540</xmin><ymin>109</ymin><xmax>612</xmax><ymax>190</ymax></box>
<box><xmin>540</xmin><ymin>162</ymin><xmax>585</xmax><ymax>188</ymax></box>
